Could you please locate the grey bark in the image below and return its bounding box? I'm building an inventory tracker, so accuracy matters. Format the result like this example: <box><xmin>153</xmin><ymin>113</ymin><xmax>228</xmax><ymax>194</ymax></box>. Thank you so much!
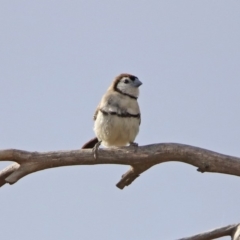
<box><xmin>1</xmin><ymin>143</ymin><xmax>240</xmax><ymax>189</ymax></box>
<box><xmin>178</xmin><ymin>224</ymin><xmax>240</xmax><ymax>240</ymax></box>
<box><xmin>1</xmin><ymin>143</ymin><xmax>240</xmax><ymax>239</ymax></box>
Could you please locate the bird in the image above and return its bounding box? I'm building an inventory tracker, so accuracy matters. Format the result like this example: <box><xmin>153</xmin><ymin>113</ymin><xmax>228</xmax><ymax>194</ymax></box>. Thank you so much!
<box><xmin>81</xmin><ymin>73</ymin><xmax>142</xmax><ymax>156</ymax></box>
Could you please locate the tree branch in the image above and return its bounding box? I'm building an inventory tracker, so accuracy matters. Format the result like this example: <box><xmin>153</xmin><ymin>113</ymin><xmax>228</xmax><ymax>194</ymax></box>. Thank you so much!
<box><xmin>0</xmin><ymin>143</ymin><xmax>240</xmax><ymax>189</ymax></box>
<box><xmin>178</xmin><ymin>223</ymin><xmax>240</xmax><ymax>240</ymax></box>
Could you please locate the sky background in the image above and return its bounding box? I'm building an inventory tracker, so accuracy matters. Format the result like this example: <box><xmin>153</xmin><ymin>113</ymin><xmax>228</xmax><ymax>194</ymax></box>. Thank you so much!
<box><xmin>0</xmin><ymin>1</ymin><xmax>240</xmax><ymax>239</ymax></box>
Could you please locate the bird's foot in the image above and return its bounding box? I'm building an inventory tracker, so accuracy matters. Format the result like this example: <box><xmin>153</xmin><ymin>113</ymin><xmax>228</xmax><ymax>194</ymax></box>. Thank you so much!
<box><xmin>130</xmin><ymin>142</ymin><xmax>138</xmax><ymax>147</ymax></box>
<box><xmin>129</xmin><ymin>142</ymin><xmax>138</xmax><ymax>152</ymax></box>
<box><xmin>92</xmin><ymin>141</ymin><xmax>102</xmax><ymax>159</ymax></box>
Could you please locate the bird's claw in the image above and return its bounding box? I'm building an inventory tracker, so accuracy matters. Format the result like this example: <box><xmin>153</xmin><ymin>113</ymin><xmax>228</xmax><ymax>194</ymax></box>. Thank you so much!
<box><xmin>130</xmin><ymin>142</ymin><xmax>138</xmax><ymax>147</ymax></box>
<box><xmin>92</xmin><ymin>141</ymin><xmax>101</xmax><ymax>159</ymax></box>
<box><xmin>130</xmin><ymin>142</ymin><xmax>138</xmax><ymax>152</ymax></box>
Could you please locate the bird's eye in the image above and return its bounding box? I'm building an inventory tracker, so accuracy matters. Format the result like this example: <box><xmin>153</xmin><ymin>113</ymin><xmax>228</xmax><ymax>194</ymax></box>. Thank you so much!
<box><xmin>124</xmin><ymin>79</ymin><xmax>129</xmax><ymax>84</ymax></box>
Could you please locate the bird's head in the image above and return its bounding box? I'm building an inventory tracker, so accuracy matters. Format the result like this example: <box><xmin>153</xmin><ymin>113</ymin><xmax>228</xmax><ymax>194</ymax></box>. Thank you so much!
<box><xmin>111</xmin><ymin>73</ymin><xmax>142</xmax><ymax>99</ymax></box>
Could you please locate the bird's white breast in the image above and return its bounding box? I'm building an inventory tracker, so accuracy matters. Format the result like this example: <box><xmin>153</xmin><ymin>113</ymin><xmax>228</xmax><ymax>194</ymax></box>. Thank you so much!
<box><xmin>94</xmin><ymin>112</ymin><xmax>140</xmax><ymax>147</ymax></box>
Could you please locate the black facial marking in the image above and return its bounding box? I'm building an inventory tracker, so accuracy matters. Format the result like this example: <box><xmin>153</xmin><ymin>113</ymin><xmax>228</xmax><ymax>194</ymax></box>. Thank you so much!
<box><xmin>113</xmin><ymin>74</ymin><xmax>139</xmax><ymax>100</ymax></box>
<box><xmin>129</xmin><ymin>76</ymin><xmax>136</xmax><ymax>81</ymax></box>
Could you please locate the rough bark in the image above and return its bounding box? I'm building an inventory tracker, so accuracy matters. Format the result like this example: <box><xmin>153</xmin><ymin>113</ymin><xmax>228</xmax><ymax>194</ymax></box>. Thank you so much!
<box><xmin>178</xmin><ymin>224</ymin><xmax>240</xmax><ymax>240</ymax></box>
<box><xmin>1</xmin><ymin>143</ymin><xmax>240</xmax><ymax>189</ymax></box>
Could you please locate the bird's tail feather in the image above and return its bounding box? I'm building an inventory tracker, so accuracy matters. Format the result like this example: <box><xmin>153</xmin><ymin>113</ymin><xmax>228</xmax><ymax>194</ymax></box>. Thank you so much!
<box><xmin>81</xmin><ymin>137</ymin><xmax>99</xmax><ymax>149</ymax></box>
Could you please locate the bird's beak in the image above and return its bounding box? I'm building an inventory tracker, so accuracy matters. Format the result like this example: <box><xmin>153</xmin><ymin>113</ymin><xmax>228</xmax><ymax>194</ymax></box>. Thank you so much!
<box><xmin>134</xmin><ymin>78</ymin><xmax>142</xmax><ymax>88</ymax></box>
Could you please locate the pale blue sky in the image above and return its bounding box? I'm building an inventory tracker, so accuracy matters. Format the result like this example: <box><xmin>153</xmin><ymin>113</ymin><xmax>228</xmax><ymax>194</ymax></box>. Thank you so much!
<box><xmin>0</xmin><ymin>1</ymin><xmax>240</xmax><ymax>239</ymax></box>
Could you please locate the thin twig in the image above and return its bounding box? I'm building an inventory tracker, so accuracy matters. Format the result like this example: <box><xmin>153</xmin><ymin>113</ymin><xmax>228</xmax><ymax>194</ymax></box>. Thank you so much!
<box><xmin>178</xmin><ymin>224</ymin><xmax>240</xmax><ymax>240</ymax></box>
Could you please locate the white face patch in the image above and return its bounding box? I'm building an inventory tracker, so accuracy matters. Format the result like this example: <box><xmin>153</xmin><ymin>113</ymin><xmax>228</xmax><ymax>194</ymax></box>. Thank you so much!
<box><xmin>116</xmin><ymin>77</ymin><xmax>139</xmax><ymax>98</ymax></box>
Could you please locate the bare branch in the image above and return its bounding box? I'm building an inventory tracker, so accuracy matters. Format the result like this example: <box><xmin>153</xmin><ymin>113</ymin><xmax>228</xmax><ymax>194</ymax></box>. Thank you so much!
<box><xmin>116</xmin><ymin>163</ymin><xmax>154</xmax><ymax>189</ymax></box>
<box><xmin>232</xmin><ymin>225</ymin><xmax>240</xmax><ymax>240</ymax></box>
<box><xmin>178</xmin><ymin>224</ymin><xmax>240</xmax><ymax>240</ymax></box>
<box><xmin>0</xmin><ymin>143</ymin><xmax>240</xmax><ymax>189</ymax></box>
<box><xmin>0</xmin><ymin>163</ymin><xmax>20</xmax><ymax>187</ymax></box>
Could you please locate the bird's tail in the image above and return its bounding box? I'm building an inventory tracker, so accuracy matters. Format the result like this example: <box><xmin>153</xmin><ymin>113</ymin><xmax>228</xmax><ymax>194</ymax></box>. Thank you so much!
<box><xmin>81</xmin><ymin>137</ymin><xmax>99</xmax><ymax>149</ymax></box>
